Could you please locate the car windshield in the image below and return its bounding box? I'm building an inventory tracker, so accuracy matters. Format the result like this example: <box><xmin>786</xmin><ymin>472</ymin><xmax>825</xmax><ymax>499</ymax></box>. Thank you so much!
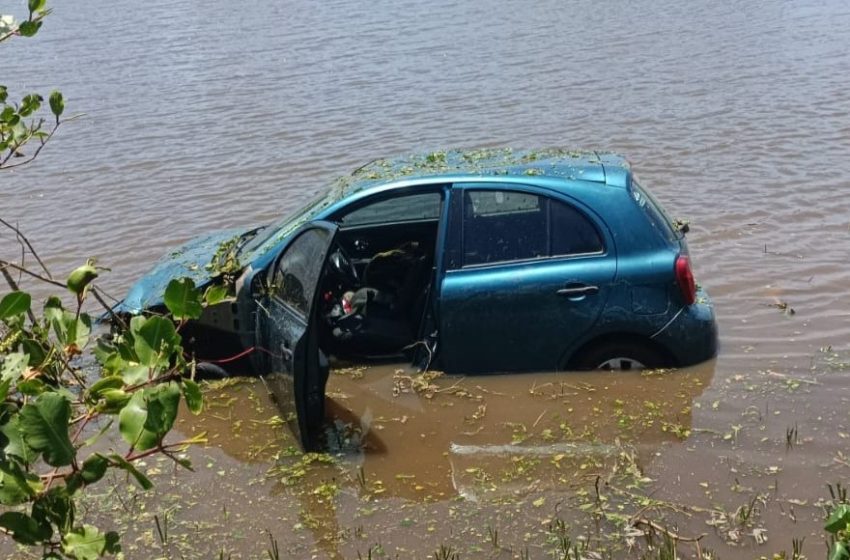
<box><xmin>239</xmin><ymin>188</ymin><xmax>336</xmax><ymax>258</ymax></box>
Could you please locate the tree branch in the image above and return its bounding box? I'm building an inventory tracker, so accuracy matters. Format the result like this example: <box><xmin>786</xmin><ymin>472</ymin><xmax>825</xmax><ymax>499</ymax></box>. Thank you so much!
<box><xmin>0</xmin><ymin>217</ymin><xmax>53</xmax><ymax>279</ymax></box>
<box><xmin>0</xmin><ymin>258</ymin><xmax>65</xmax><ymax>289</ymax></box>
<box><xmin>0</xmin><ymin>120</ymin><xmax>60</xmax><ymax>169</ymax></box>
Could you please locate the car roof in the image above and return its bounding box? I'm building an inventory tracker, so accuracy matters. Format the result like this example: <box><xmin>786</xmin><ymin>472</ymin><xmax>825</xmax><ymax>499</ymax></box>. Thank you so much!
<box><xmin>327</xmin><ymin>148</ymin><xmax>632</xmax><ymax>200</ymax></box>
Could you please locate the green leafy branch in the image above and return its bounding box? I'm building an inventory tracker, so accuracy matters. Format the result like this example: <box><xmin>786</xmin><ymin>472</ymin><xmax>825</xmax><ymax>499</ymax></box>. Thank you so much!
<box><xmin>0</xmin><ymin>226</ymin><xmax>211</xmax><ymax>558</ymax></box>
<box><xmin>0</xmin><ymin>0</ymin><xmax>51</xmax><ymax>44</ymax></box>
<box><xmin>0</xmin><ymin>0</ymin><xmax>66</xmax><ymax>171</ymax></box>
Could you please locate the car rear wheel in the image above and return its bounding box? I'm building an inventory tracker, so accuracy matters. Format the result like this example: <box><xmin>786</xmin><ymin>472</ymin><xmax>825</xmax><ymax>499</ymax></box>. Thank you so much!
<box><xmin>574</xmin><ymin>341</ymin><xmax>667</xmax><ymax>371</ymax></box>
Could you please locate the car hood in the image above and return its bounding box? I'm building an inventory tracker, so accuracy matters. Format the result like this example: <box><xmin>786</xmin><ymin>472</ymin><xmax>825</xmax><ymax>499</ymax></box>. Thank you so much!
<box><xmin>118</xmin><ymin>227</ymin><xmax>253</xmax><ymax>314</ymax></box>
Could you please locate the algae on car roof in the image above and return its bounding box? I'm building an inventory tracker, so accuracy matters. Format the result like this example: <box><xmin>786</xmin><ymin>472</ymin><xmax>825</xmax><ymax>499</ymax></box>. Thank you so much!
<box><xmin>327</xmin><ymin>147</ymin><xmax>625</xmax><ymax>199</ymax></box>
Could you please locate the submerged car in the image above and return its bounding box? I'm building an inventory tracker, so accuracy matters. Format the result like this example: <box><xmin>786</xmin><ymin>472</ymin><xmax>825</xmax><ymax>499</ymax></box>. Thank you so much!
<box><xmin>120</xmin><ymin>148</ymin><xmax>717</xmax><ymax>448</ymax></box>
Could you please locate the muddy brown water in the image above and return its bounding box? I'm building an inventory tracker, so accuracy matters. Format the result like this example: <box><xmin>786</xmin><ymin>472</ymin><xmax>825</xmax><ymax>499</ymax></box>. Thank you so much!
<box><xmin>3</xmin><ymin>0</ymin><xmax>850</xmax><ymax>558</ymax></box>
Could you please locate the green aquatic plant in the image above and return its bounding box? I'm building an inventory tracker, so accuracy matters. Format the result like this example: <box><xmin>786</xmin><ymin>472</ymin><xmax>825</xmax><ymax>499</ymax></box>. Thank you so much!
<box><xmin>825</xmin><ymin>488</ymin><xmax>850</xmax><ymax>560</ymax></box>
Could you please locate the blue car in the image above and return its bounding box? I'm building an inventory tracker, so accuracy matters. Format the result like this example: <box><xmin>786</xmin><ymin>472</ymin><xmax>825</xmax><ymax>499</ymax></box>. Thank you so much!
<box><xmin>121</xmin><ymin>148</ymin><xmax>717</xmax><ymax>448</ymax></box>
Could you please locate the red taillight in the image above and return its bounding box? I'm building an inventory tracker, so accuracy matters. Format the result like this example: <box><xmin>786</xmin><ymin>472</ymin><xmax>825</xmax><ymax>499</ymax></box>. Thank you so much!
<box><xmin>675</xmin><ymin>255</ymin><xmax>696</xmax><ymax>305</ymax></box>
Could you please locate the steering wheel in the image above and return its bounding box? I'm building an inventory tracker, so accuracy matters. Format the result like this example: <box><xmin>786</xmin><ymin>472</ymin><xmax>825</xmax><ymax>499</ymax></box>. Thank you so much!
<box><xmin>329</xmin><ymin>245</ymin><xmax>359</xmax><ymax>285</ymax></box>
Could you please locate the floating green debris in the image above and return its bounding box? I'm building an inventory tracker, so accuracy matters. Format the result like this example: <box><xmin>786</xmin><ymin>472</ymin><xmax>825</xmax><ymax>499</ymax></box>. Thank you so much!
<box><xmin>268</xmin><ymin>452</ymin><xmax>338</xmax><ymax>486</ymax></box>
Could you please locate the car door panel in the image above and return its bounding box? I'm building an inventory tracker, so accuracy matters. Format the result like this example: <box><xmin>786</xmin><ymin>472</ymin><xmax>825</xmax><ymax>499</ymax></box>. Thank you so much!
<box><xmin>258</xmin><ymin>222</ymin><xmax>337</xmax><ymax>450</ymax></box>
<box><xmin>440</xmin><ymin>256</ymin><xmax>615</xmax><ymax>373</ymax></box>
<box><xmin>438</xmin><ymin>184</ymin><xmax>615</xmax><ymax>373</ymax></box>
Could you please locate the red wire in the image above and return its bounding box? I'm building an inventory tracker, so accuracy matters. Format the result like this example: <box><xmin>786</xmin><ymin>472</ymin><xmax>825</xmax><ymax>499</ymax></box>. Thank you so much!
<box><xmin>195</xmin><ymin>345</ymin><xmax>278</xmax><ymax>364</ymax></box>
<box><xmin>203</xmin><ymin>346</ymin><xmax>256</xmax><ymax>364</ymax></box>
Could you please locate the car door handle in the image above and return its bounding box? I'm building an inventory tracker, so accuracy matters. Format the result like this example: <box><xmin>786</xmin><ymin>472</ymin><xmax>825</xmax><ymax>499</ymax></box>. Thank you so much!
<box><xmin>556</xmin><ymin>284</ymin><xmax>599</xmax><ymax>297</ymax></box>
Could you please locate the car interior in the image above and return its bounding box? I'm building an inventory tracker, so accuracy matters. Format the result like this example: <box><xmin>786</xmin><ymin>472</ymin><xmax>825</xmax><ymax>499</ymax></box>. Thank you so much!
<box><xmin>315</xmin><ymin>191</ymin><xmax>443</xmax><ymax>360</ymax></box>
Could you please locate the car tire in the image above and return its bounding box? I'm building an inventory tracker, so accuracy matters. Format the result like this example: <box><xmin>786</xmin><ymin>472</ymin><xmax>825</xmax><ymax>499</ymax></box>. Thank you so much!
<box><xmin>573</xmin><ymin>341</ymin><xmax>667</xmax><ymax>371</ymax></box>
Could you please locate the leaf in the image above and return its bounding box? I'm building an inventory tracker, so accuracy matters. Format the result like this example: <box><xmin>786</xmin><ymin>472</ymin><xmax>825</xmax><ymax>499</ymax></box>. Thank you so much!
<box><xmin>0</xmin><ymin>378</ymin><xmax>11</xmax><ymax>406</ymax></box>
<box><xmin>826</xmin><ymin>504</ymin><xmax>850</xmax><ymax>534</ymax></box>
<box><xmin>1</xmin><ymin>351</ymin><xmax>28</xmax><ymax>383</ymax></box>
<box><xmin>120</xmin><ymin>364</ymin><xmax>149</xmax><ymax>385</ymax></box>
<box><xmin>174</xmin><ymin>456</ymin><xmax>193</xmax><ymax>471</ymax></box>
<box><xmin>85</xmin><ymin>376</ymin><xmax>124</xmax><ymax>401</ymax></box>
<box><xmin>28</xmin><ymin>0</ymin><xmax>47</xmax><ymax>14</ymax></box>
<box><xmin>48</xmin><ymin>90</ymin><xmax>64</xmax><ymax>118</ymax></box>
<box><xmin>31</xmin><ymin>487</ymin><xmax>74</xmax><ymax>534</ymax></box>
<box><xmin>18</xmin><ymin>94</ymin><xmax>42</xmax><ymax>117</ymax></box>
<box><xmin>48</xmin><ymin>310</ymin><xmax>91</xmax><ymax>353</ymax></box>
<box><xmin>92</xmin><ymin>338</ymin><xmax>116</xmax><ymax>369</ymax></box>
<box><xmin>17</xmin><ymin>378</ymin><xmax>47</xmax><ymax>396</ymax></box>
<box><xmin>0</xmin><ymin>511</ymin><xmax>51</xmax><ymax>545</ymax></box>
<box><xmin>164</xmin><ymin>278</ymin><xmax>203</xmax><ymax>320</ymax></box>
<box><xmin>19</xmin><ymin>393</ymin><xmax>75</xmax><ymax>466</ymax></box>
<box><xmin>203</xmin><ymin>284</ymin><xmax>229</xmax><ymax>306</ymax></box>
<box><xmin>0</xmin><ymin>461</ymin><xmax>39</xmax><ymax>505</ymax></box>
<box><xmin>830</xmin><ymin>542</ymin><xmax>850</xmax><ymax>560</ymax></box>
<box><xmin>66</xmin><ymin>263</ymin><xmax>98</xmax><ymax>296</ymax></box>
<box><xmin>65</xmin><ymin>313</ymin><xmax>92</xmax><ymax>351</ymax></box>
<box><xmin>3</xmin><ymin>414</ymin><xmax>38</xmax><ymax>465</ymax></box>
<box><xmin>42</xmin><ymin>296</ymin><xmax>64</xmax><ymax>328</ymax></box>
<box><xmin>118</xmin><ymin>383</ymin><xmax>180</xmax><ymax>451</ymax></box>
<box><xmin>20</xmin><ymin>337</ymin><xmax>47</xmax><ymax>367</ymax></box>
<box><xmin>62</xmin><ymin>525</ymin><xmax>120</xmax><ymax>560</ymax></box>
<box><xmin>0</xmin><ymin>106</ymin><xmax>15</xmax><ymax>123</ymax></box>
<box><xmin>0</xmin><ymin>291</ymin><xmax>31</xmax><ymax>319</ymax></box>
<box><xmin>17</xmin><ymin>19</ymin><xmax>41</xmax><ymax>37</ymax></box>
<box><xmin>106</xmin><ymin>453</ymin><xmax>153</xmax><ymax>490</ymax></box>
<box><xmin>182</xmin><ymin>378</ymin><xmax>203</xmax><ymax>414</ymax></box>
<box><xmin>133</xmin><ymin>316</ymin><xmax>179</xmax><ymax>368</ymax></box>
<box><xmin>80</xmin><ymin>454</ymin><xmax>108</xmax><ymax>484</ymax></box>
<box><xmin>94</xmin><ymin>389</ymin><xmax>130</xmax><ymax>414</ymax></box>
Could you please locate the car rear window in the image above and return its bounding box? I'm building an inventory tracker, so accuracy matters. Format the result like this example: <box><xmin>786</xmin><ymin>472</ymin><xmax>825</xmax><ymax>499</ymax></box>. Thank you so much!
<box><xmin>630</xmin><ymin>180</ymin><xmax>680</xmax><ymax>244</ymax></box>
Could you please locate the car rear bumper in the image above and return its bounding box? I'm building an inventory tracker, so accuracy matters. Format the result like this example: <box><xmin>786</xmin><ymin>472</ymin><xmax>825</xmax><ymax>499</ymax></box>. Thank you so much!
<box><xmin>654</xmin><ymin>288</ymin><xmax>718</xmax><ymax>367</ymax></box>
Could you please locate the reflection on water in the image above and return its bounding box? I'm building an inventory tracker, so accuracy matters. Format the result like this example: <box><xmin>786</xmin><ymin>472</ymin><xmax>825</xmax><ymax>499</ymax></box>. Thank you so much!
<box><xmin>161</xmin><ymin>363</ymin><xmax>714</xmax><ymax>558</ymax></box>
<box><xmin>322</xmin><ymin>364</ymin><xmax>715</xmax><ymax>500</ymax></box>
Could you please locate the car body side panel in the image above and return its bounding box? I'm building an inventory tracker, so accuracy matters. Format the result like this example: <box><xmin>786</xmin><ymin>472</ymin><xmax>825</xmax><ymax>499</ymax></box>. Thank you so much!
<box><xmin>440</xmin><ymin>256</ymin><xmax>616</xmax><ymax>373</ymax></box>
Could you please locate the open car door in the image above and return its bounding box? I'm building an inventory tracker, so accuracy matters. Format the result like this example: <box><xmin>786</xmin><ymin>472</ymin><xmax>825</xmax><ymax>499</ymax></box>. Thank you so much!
<box><xmin>259</xmin><ymin>222</ymin><xmax>337</xmax><ymax>450</ymax></box>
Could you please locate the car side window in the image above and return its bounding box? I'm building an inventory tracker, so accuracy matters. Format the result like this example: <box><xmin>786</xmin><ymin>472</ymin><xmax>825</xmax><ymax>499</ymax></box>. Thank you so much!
<box><xmin>461</xmin><ymin>190</ymin><xmax>602</xmax><ymax>267</ymax></box>
<box><xmin>338</xmin><ymin>192</ymin><xmax>442</xmax><ymax>226</ymax></box>
<box><xmin>463</xmin><ymin>191</ymin><xmax>547</xmax><ymax>266</ymax></box>
<box><xmin>272</xmin><ymin>228</ymin><xmax>330</xmax><ymax>316</ymax></box>
<box><xmin>550</xmin><ymin>198</ymin><xmax>603</xmax><ymax>256</ymax></box>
